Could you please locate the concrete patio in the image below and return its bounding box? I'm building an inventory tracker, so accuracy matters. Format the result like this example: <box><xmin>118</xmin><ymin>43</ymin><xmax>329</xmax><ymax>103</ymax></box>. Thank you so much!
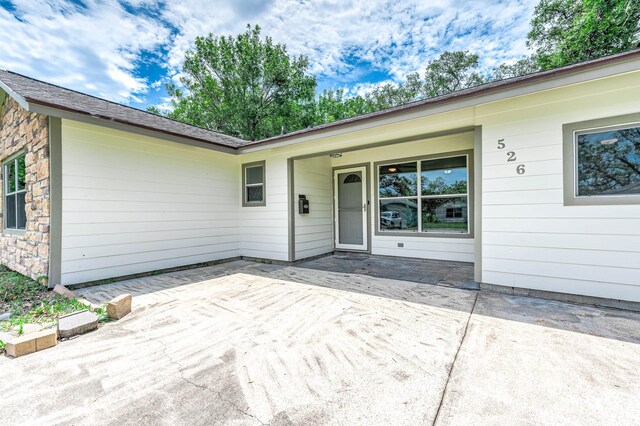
<box><xmin>1</xmin><ymin>257</ymin><xmax>639</xmax><ymax>425</ymax></box>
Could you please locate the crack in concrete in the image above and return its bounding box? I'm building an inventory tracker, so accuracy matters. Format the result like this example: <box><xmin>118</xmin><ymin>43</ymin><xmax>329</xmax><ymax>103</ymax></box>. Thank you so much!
<box><xmin>432</xmin><ymin>292</ymin><xmax>479</xmax><ymax>426</ymax></box>
<box><xmin>157</xmin><ymin>341</ymin><xmax>269</xmax><ymax>426</ymax></box>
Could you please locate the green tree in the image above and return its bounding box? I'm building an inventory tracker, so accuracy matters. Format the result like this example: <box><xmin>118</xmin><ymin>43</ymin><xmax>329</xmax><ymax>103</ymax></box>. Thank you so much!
<box><xmin>421</xmin><ymin>51</ymin><xmax>487</xmax><ymax>97</ymax></box>
<box><xmin>313</xmin><ymin>88</ymin><xmax>376</xmax><ymax>123</ymax></box>
<box><xmin>527</xmin><ymin>0</ymin><xmax>640</xmax><ymax>70</ymax></box>
<box><xmin>364</xmin><ymin>73</ymin><xmax>423</xmax><ymax>109</ymax></box>
<box><xmin>164</xmin><ymin>25</ymin><xmax>317</xmax><ymax>140</ymax></box>
<box><xmin>311</xmin><ymin>51</ymin><xmax>490</xmax><ymax>125</ymax></box>
<box><xmin>491</xmin><ymin>55</ymin><xmax>541</xmax><ymax>80</ymax></box>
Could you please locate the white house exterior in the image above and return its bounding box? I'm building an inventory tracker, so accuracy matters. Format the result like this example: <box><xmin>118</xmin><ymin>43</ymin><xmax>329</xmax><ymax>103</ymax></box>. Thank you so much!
<box><xmin>1</xmin><ymin>49</ymin><xmax>640</xmax><ymax>304</ymax></box>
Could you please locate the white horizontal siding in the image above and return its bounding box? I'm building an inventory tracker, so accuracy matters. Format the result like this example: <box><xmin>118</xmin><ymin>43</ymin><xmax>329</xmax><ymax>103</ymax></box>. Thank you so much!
<box><xmin>238</xmin><ymin>154</ymin><xmax>289</xmax><ymax>261</ymax></box>
<box><xmin>60</xmin><ymin>120</ymin><xmax>241</xmax><ymax>285</ymax></box>
<box><xmin>294</xmin><ymin>156</ymin><xmax>333</xmax><ymax>259</ymax></box>
<box><xmin>478</xmin><ymin>73</ymin><xmax>640</xmax><ymax>301</ymax></box>
<box><xmin>372</xmin><ymin>237</ymin><xmax>474</xmax><ymax>262</ymax></box>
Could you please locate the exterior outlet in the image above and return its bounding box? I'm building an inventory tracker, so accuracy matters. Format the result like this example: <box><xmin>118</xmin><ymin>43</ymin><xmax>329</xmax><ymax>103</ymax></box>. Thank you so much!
<box><xmin>397</xmin><ymin>243</ymin><xmax>404</xmax><ymax>248</ymax></box>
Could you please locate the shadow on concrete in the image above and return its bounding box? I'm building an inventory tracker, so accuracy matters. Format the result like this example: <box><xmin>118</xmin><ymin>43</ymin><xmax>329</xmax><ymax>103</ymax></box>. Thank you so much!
<box><xmin>76</xmin><ymin>257</ymin><xmax>640</xmax><ymax>346</ymax></box>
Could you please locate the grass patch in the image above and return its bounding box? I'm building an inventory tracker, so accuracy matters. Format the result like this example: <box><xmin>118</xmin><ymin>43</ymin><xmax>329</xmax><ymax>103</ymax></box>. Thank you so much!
<box><xmin>0</xmin><ymin>266</ymin><xmax>107</xmax><ymax>347</ymax></box>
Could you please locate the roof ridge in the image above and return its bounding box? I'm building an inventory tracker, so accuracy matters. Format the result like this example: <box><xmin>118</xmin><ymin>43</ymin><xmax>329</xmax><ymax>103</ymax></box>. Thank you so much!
<box><xmin>0</xmin><ymin>69</ymin><xmax>247</xmax><ymax>144</ymax></box>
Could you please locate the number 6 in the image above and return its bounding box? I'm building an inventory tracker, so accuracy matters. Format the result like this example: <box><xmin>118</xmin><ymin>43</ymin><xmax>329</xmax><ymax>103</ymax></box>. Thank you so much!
<box><xmin>516</xmin><ymin>164</ymin><xmax>525</xmax><ymax>175</ymax></box>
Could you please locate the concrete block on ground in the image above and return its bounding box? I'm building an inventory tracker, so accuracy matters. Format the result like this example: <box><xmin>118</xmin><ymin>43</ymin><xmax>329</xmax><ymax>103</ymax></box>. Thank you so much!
<box><xmin>58</xmin><ymin>310</ymin><xmax>98</xmax><ymax>339</ymax></box>
<box><xmin>34</xmin><ymin>328</ymin><xmax>58</xmax><ymax>351</ymax></box>
<box><xmin>107</xmin><ymin>294</ymin><xmax>132</xmax><ymax>320</ymax></box>
<box><xmin>5</xmin><ymin>335</ymin><xmax>36</xmax><ymax>357</ymax></box>
<box><xmin>4</xmin><ymin>328</ymin><xmax>57</xmax><ymax>357</ymax></box>
<box><xmin>53</xmin><ymin>284</ymin><xmax>76</xmax><ymax>299</ymax></box>
<box><xmin>16</xmin><ymin>323</ymin><xmax>46</xmax><ymax>335</ymax></box>
<box><xmin>0</xmin><ymin>312</ymin><xmax>10</xmax><ymax>321</ymax></box>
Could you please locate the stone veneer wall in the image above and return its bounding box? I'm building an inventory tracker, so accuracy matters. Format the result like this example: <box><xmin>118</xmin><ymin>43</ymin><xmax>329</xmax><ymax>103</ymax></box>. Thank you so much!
<box><xmin>0</xmin><ymin>97</ymin><xmax>50</xmax><ymax>281</ymax></box>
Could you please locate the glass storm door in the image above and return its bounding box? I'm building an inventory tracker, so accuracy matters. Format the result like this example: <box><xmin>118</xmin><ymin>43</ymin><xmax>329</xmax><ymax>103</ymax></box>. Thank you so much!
<box><xmin>334</xmin><ymin>166</ymin><xmax>368</xmax><ymax>251</ymax></box>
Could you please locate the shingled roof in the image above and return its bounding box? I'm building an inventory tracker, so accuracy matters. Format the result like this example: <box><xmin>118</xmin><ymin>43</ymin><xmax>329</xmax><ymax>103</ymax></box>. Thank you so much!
<box><xmin>0</xmin><ymin>70</ymin><xmax>247</xmax><ymax>149</ymax></box>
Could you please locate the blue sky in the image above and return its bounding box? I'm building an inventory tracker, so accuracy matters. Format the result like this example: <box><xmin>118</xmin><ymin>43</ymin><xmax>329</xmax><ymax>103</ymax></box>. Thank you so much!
<box><xmin>0</xmin><ymin>0</ymin><xmax>538</xmax><ymax>110</ymax></box>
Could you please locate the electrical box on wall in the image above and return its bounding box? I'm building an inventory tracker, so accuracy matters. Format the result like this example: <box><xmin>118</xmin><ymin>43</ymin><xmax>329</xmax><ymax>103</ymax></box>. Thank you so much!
<box><xmin>298</xmin><ymin>195</ymin><xmax>310</xmax><ymax>214</ymax></box>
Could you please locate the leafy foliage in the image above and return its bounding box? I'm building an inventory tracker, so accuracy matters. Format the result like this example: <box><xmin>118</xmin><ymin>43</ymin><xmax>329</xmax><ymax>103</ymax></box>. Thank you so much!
<box><xmin>165</xmin><ymin>24</ymin><xmax>317</xmax><ymax>141</ymax></box>
<box><xmin>153</xmin><ymin>2</ymin><xmax>640</xmax><ymax>140</ymax></box>
<box><xmin>0</xmin><ymin>267</ymin><xmax>107</xmax><ymax>334</ymax></box>
<box><xmin>527</xmin><ymin>0</ymin><xmax>640</xmax><ymax>69</ymax></box>
<box><xmin>421</xmin><ymin>51</ymin><xmax>487</xmax><ymax>97</ymax></box>
<box><xmin>577</xmin><ymin>127</ymin><xmax>640</xmax><ymax>195</ymax></box>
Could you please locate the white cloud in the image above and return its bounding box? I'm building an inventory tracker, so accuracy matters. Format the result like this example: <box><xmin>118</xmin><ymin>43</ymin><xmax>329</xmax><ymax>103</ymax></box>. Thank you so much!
<box><xmin>0</xmin><ymin>0</ymin><xmax>538</xmax><ymax>105</ymax></box>
<box><xmin>0</xmin><ymin>0</ymin><xmax>169</xmax><ymax>103</ymax></box>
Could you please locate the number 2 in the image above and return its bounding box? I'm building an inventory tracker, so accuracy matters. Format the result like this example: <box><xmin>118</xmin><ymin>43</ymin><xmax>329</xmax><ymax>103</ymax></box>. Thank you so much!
<box><xmin>507</xmin><ymin>151</ymin><xmax>517</xmax><ymax>162</ymax></box>
<box><xmin>497</xmin><ymin>139</ymin><xmax>505</xmax><ymax>149</ymax></box>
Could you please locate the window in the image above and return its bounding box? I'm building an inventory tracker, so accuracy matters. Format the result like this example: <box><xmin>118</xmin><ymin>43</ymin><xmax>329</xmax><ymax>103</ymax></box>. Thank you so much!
<box><xmin>242</xmin><ymin>161</ymin><xmax>266</xmax><ymax>206</ymax></box>
<box><xmin>4</xmin><ymin>153</ymin><xmax>27</xmax><ymax>230</ymax></box>
<box><xmin>378</xmin><ymin>153</ymin><xmax>470</xmax><ymax>235</ymax></box>
<box><xmin>563</xmin><ymin>114</ymin><xmax>640</xmax><ymax>205</ymax></box>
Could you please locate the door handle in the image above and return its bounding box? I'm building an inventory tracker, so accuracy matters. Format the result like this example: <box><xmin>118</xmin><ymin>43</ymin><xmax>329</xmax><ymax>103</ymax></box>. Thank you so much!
<box><xmin>363</xmin><ymin>203</ymin><xmax>367</xmax><ymax>212</ymax></box>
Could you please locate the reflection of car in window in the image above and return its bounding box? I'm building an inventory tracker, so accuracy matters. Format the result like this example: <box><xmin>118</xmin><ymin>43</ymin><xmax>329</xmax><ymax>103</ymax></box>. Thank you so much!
<box><xmin>381</xmin><ymin>211</ymin><xmax>402</xmax><ymax>229</ymax></box>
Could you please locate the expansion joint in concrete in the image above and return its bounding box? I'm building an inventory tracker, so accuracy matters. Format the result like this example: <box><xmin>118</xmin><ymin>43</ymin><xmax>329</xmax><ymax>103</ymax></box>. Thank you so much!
<box><xmin>432</xmin><ymin>292</ymin><xmax>479</xmax><ymax>425</ymax></box>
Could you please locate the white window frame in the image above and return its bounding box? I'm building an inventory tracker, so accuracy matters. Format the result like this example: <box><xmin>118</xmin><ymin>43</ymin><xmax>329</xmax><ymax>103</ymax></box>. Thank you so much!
<box><xmin>563</xmin><ymin>113</ymin><xmax>640</xmax><ymax>206</ymax></box>
<box><xmin>4</xmin><ymin>151</ymin><xmax>27</xmax><ymax>231</ymax></box>
<box><xmin>374</xmin><ymin>151</ymin><xmax>472</xmax><ymax>238</ymax></box>
<box><xmin>242</xmin><ymin>161</ymin><xmax>266</xmax><ymax>207</ymax></box>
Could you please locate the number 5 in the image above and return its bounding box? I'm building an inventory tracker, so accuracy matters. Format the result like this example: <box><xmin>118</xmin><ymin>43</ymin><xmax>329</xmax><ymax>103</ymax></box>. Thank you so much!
<box><xmin>497</xmin><ymin>139</ymin><xmax>505</xmax><ymax>149</ymax></box>
<box><xmin>517</xmin><ymin>164</ymin><xmax>525</xmax><ymax>175</ymax></box>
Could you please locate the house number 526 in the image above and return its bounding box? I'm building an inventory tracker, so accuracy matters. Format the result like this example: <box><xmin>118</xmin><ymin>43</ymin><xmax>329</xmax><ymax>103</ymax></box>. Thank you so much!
<box><xmin>497</xmin><ymin>139</ymin><xmax>526</xmax><ymax>175</ymax></box>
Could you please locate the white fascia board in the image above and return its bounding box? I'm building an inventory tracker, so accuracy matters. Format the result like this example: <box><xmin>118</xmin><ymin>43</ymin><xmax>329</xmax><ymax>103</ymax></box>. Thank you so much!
<box><xmin>0</xmin><ymin>80</ymin><xmax>30</xmax><ymax>111</ymax></box>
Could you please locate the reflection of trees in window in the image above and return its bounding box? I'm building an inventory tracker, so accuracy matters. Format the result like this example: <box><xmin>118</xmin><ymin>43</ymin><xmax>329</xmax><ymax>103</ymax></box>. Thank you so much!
<box><xmin>577</xmin><ymin>127</ymin><xmax>640</xmax><ymax>196</ymax></box>
<box><xmin>378</xmin><ymin>155</ymin><xmax>469</xmax><ymax>234</ymax></box>
<box><xmin>379</xmin><ymin>162</ymin><xmax>417</xmax><ymax>197</ymax></box>
<box><xmin>422</xmin><ymin>176</ymin><xmax>467</xmax><ymax>195</ymax></box>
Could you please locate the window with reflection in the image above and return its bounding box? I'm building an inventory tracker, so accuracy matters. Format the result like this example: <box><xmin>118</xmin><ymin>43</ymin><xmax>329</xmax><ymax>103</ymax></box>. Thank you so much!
<box><xmin>4</xmin><ymin>153</ymin><xmax>27</xmax><ymax>230</ymax></box>
<box><xmin>378</xmin><ymin>154</ymin><xmax>469</xmax><ymax>234</ymax></box>
<box><xmin>575</xmin><ymin>125</ymin><xmax>640</xmax><ymax>197</ymax></box>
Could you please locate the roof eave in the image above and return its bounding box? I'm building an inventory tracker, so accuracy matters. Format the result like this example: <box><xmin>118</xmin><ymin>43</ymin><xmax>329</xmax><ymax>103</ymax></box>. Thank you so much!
<box><xmin>0</xmin><ymin>79</ymin><xmax>30</xmax><ymax>111</ymax></box>
<box><xmin>27</xmin><ymin>101</ymin><xmax>240</xmax><ymax>154</ymax></box>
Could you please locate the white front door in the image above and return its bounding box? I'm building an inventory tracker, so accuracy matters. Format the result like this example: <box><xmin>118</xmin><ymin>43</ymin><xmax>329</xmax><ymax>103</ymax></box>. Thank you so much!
<box><xmin>334</xmin><ymin>166</ymin><xmax>368</xmax><ymax>251</ymax></box>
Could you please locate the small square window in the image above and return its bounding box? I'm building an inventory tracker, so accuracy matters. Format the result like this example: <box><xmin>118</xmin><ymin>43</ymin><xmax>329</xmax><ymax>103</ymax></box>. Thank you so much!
<box><xmin>4</xmin><ymin>152</ymin><xmax>27</xmax><ymax>231</ymax></box>
<box><xmin>242</xmin><ymin>161</ymin><xmax>266</xmax><ymax>207</ymax></box>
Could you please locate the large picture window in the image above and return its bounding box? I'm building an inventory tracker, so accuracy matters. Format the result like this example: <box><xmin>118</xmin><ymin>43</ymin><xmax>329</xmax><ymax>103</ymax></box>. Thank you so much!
<box><xmin>4</xmin><ymin>153</ymin><xmax>27</xmax><ymax>230</ymax></box>
<box><xmin>242</xmin><ymin>161</ymin><xmax>266</xmax><ymax>207</ymax></box>
<box><xmin>378</xmin><ymin>153</ymin><xmax>470</xmax><ymax>235</ymax></box>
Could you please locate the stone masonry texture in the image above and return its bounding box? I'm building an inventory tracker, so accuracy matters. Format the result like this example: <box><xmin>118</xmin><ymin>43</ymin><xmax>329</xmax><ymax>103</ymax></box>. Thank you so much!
<box><xmin>0</xmin><ymin>97</ymin><xmax>50</xmax><ymax>281</ymax></box>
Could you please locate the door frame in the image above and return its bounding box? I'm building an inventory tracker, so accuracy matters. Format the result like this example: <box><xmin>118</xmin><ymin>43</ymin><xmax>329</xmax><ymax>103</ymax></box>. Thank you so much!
<box><xmin>332</xmin><ymin>163</ymin><xmax>371</xmax><ymax>252</ymax></box>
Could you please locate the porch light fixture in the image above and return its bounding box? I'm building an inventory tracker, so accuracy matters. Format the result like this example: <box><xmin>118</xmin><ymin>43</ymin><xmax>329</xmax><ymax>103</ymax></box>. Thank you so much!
<box><xmin>600</xmin><ymin>138</ymin><xmax>619</xmax><ymax>145</ymax></box>
<box><xmin>388</xmin><ymin>167</ymin><xmax>397</xmax><ymax>172</ymax></box>
<box><xmin>444</xmin><ymin>169</ymin><xmax>452</xmax><ymax>174</ymax></box>
<box><xmin>329</xmin><ymin>153</ymin><xmax>342</xmax><ymax>158</ymax></box>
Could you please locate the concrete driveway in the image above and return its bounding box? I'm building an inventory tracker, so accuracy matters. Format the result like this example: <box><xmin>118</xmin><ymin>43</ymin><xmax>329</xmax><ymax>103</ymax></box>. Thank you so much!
<box><xmin>1</xmin><ymin>260</ymin><xmax>639</xmax><ymax>425</ymax></box>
